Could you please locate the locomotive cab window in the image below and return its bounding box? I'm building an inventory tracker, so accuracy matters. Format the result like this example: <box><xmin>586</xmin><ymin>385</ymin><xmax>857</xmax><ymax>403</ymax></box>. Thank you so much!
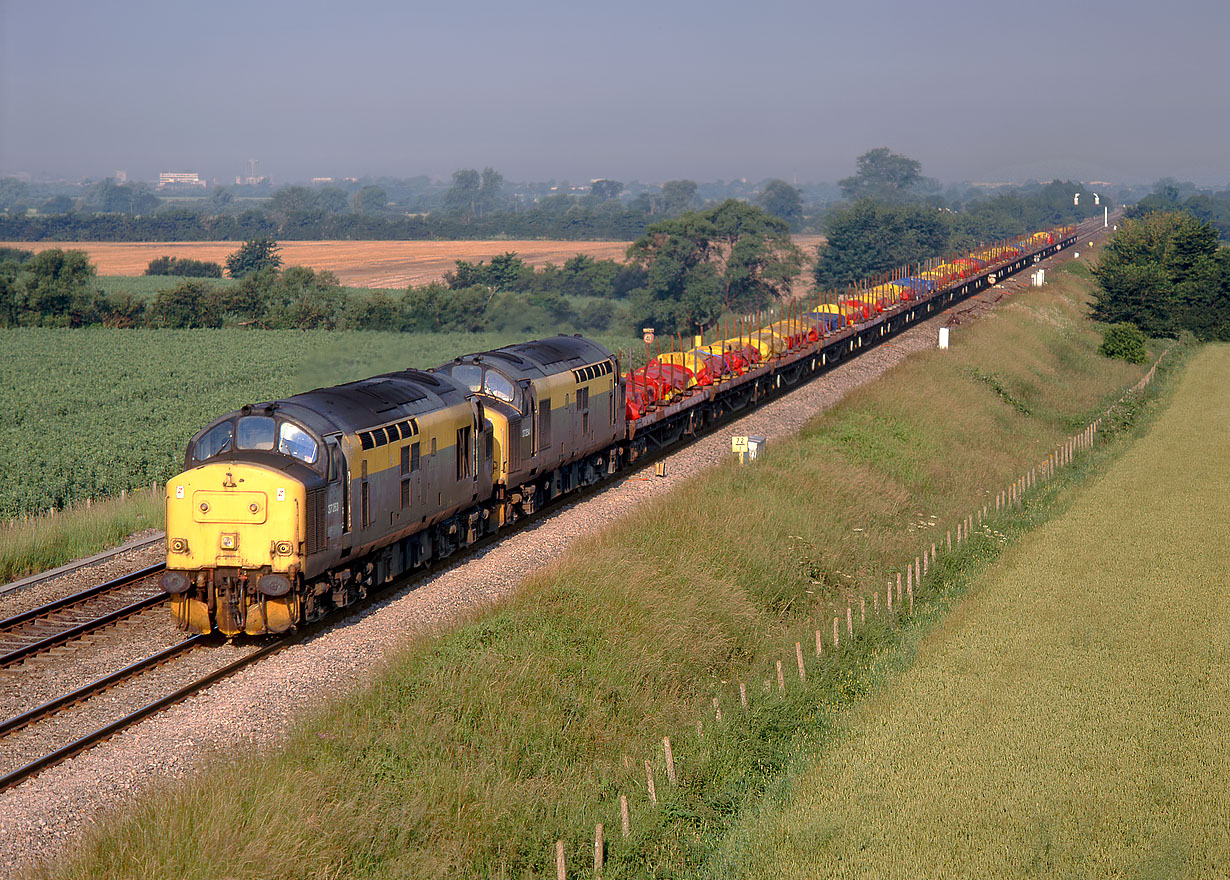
<box><xmin>278</xmin><ymin>422</ymin><xmax>318</xmax><ymax>464</ymax></box>
<box><xmin>194</xmin><ymin>421</ymin><xmax>233</xmax><ymax>461</ymax></box>
<box><xmin>453</xmin><ymin>364</ymin><xmax>482</xmax><ymax>393</ymax></box>
<box><xmin>236</xmin><ymin>416</ymin><xmax>275</xmax><ymax>451</ymax></box>
<box><xmin>483</xmin><ymin>370</ymin><xmax>515</xmax><ymax>403</ymax></box>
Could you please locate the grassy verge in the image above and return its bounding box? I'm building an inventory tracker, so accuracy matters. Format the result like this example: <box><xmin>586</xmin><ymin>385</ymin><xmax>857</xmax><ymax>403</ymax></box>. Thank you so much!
<box><xmin>42</xmin><ymin>266</ymin><xmax>1162</xmax><ymax>879</ymax></box>
<box><xmin>710</xmin><ymin>344</ymin><xmax>1223</xmax><ymax>878</ymax></box>
<box><xmin>0</xmin><ymin>491</ymin><xmax>163</xmax><ymax>584</ymax></box>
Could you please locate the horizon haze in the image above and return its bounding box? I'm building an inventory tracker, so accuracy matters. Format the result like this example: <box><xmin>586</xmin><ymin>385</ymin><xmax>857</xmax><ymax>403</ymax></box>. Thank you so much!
<box><xmin>2</xmin><ymin>0</ymin><xmax>1228</xmax><ymax>187</ymax></box>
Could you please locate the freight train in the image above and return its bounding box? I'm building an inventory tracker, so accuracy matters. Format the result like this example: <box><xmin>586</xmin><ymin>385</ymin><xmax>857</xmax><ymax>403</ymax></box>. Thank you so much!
<box><xmin>160</xmin><ymin>226</ymin><xmax>1076</xmax><ymax>636</ymax></box>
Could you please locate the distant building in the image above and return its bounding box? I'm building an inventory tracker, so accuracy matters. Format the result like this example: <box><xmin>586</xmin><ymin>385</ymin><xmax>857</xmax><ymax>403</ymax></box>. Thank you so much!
<box><xmin>115</xmin><ymin>170</ymin><xmax>128</xmax><ymax>183</ymax></box>
<box><xmin>158</xmin><ymin>171</ymin><xmax>205</xmax><ymax>188</ymax></box>
<box><xmin>312</xmin><ymin>177</ymin><xmax>335</xmax><ymax>185</ymax></box>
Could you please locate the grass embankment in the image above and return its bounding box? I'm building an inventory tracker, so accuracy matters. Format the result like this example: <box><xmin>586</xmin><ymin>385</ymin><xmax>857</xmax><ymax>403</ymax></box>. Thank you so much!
<box><xmin>714</xmin><ymin>344</ymin><xmax>1227</xmax><ymax>878</ymax></box>
<box><xmin>43</xmin><ymin>263</ymin><xmax>1156</xmax><ymax>879</ymax></box>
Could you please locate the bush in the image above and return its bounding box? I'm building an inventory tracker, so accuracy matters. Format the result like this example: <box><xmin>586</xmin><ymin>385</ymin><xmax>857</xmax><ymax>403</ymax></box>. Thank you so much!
<box><xmin>1099</xmin><ymin>322</ymin><xmax>1148</xmax><ymax>364</ymax></box>
<box><xmin>145</xmin><ymin>256</ymin><xmax>222</xmax><ymax>278</ymax></box>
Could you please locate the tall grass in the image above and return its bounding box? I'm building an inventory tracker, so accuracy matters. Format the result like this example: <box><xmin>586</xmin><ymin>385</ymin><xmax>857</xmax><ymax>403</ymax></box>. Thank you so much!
<box><xmin>43</xmin><ymin>267</ymin><xmax>1156</xmax><ymax>879</ymax></box>
<box><xmin>0</xmin><ymin>491</ymin><xmax>163</xmax><ymax>584</ymax></box>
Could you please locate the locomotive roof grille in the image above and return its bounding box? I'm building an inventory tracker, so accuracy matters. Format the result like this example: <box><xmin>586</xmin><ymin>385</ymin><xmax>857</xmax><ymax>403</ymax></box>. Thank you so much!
<box><xmin>359</xmin><ymin>418</ymin><xmax>419</xmax><ymax>450</ymax></box>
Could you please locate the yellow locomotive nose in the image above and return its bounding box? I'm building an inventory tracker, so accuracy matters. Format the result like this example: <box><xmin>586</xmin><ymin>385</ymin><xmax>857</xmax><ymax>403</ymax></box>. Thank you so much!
<box><xmin>164</xmin><ymin>462</ymin><xmax>306</xmax><ymax>636</ymax></box>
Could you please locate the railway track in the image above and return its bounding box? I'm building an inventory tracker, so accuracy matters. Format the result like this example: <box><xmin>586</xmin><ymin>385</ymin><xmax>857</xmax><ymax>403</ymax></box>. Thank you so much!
<box><xmin>0</xmin><ymin>635</ymin><xmax>287</xmax><ymax>793</ymax></box>
<box><xmin>0</xmin><ymin>564</ymin><xmax>167</xmax><ymax>668</ymax></box>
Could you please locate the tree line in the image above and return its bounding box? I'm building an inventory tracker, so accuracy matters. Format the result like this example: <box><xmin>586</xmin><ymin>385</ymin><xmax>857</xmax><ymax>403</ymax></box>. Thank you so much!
<box><xmin>1092</xmin><ymin>211</ymin><xmax>1230</xmax><ymax>342</ymax></box>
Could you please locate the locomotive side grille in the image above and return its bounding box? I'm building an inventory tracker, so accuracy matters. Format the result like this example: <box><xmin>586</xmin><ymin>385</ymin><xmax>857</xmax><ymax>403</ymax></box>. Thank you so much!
<box><xmin>305</xmin><ymin>486</ymin><xmax>327</xmax><ymax>555</ymax></box>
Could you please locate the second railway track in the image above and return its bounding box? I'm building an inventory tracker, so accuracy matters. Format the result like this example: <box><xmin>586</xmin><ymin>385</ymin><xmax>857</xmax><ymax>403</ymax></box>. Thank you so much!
<box><xmin>0</xmin><ymin>564</ymin><xmax>167</xmax><ymax>667</ymax></box>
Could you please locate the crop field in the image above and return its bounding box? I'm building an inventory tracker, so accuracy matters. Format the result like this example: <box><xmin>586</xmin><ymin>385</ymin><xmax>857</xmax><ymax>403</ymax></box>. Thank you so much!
<box><xmin>0</xmin><ymin>328</ymin><xmax>637</xmax><ymax>519</ymax></box>
<box><xmin>716</xmin><ymin>346</ymin><xmax>1230</xmax><ymax>878</ymax></box>
<box><xmin>1</xmin><ymin>240</ymin><xmax>632</xmax><ymax>288</ymax></box>
<box><xmin>2</xmin><ymin>236</ymin><xmax>826</xmax><ymax>288</ymax></box>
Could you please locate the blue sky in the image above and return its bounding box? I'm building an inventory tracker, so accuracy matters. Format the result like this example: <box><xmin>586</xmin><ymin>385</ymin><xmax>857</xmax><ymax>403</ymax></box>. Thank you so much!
<box><xmin>1</xmin><ymin>0</ymin><xmax>1226</xmax><ymax>185</ymax></box>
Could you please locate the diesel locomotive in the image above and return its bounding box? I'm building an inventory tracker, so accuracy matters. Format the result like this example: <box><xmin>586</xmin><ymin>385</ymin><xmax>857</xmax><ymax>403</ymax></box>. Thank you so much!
<box><xmin>161</xmin><ymin>335</ymin><xmax>622</xmax><ymax>636</ymax></box>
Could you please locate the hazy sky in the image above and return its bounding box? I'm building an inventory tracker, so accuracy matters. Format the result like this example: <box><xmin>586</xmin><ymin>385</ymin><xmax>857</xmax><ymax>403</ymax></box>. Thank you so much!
<box><xmin>2</xmin><ymin>0</ymin><xmax>1227</xmax><ymax>186</ymax></box>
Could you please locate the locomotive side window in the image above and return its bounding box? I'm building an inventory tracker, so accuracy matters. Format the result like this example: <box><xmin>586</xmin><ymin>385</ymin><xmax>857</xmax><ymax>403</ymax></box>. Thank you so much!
<box><xmin>194</xmin><ymin>421</ymin><xmax>233</xmax><ymax>461</ymax></box>
<box><xmin>410</xmin><ymin>441</ymin><xmax>420</xmax><ymax>472</ymax></box>
<box><xmin>278</xmin><ymin>422</ymin><xmax>318</xmax><ymax>464</ymax></box>
<box><xmin>236</xmin><ymin>416</ymin><xmax>275</xmax><ymax>451</ymax></box>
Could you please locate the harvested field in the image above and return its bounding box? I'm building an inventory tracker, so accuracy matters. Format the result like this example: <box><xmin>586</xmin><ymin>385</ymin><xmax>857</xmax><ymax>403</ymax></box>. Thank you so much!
<box><xmin>1</xmin><ymin>235</ymin><xmax>826</xmax><ymax>289</ymax></box>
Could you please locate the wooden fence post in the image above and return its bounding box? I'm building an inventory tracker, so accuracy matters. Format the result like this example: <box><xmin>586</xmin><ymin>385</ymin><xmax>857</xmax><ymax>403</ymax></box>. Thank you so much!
<box><xmin>663</xmin><ymin>737</ymin><xmax>676</xmax><ymax>785</ymax></box>
<box><xmin>595</xmin><ymin>824</ymin><xmax>604</xmax><ymax>876</ymax></box>
<box><xmin>620</xmin><ymin>795</ymin><xmax>630</xmax><ymax>838</ymax></box>
<box><xmin>796</xmin><ymin>642</ymin><xmax>806</xmax><ymax>680</ymax></box>
<box><xmin>713</xmin><ymin>696</ymin><xmax>722</xmax><ymax>722</ymax></box>
<box><xmin>556</xmin><ymin>840</ymin><xmax>566</xmax><ymax>880</ymax></box>
<box><xmin>846</xmin><ymin>605</ymin><xmax>853</xmax><ymax>639</ymax></box>
<box><xmin>776</xmin><ymin>660</ymin><xmax>785</xmax><ymax>690</ymax></box>
<box><xmin>833</xmin><ymin>616</ymin><xmax>840</xmax><ymax>649</ymax></box>
<box><xmin>739</xmin><ymin>681</ymin><xmax>748</xmax><ymax>710</ymax></box>
<box><xmin>860</xmin><ymin>596</ymin><xmax>866</xmax><ymax>624</ymax></box>
<box><xmin>645</xmin><ymin>761</ymin><xmax>657</xmax><ymax>805</ymax></box>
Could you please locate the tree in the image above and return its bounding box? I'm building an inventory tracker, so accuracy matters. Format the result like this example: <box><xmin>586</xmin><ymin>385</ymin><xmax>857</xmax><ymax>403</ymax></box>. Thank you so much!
<box><xmin>756</xmin><ymin>179</ymin><xmax>804</xmax><ymax>229</ymax></box>
<box><xmin>1091</xmin><ymin>211</ymin><xmax>1229</xmax><ymax>340</ymax></box>
<box><xmin>81</xmin><ymin>178</ymin><xmax>160</xmax><ymax>214</ymax></box>
<box><xmin>21</xmin><ymin>248</ymin><xmax>98</xmax><ymax>325</ymax></box>
<box><xmin>268</xmin><ymin>186</ymin><xmax>320</xmax><ymax>216</ymax></box>
<box><xmin>591</xmin><ymin>179</ymin><xmax>623</xmax><ymax>201</ymax></box>
<box><xmin>149</xmin><ymin>280</ymin><xmax>222</xmax><ymax>328</ymax></box>
<box><xmin>317</xmin><ymin>187</ymin><xmax>350</xmax><ymax>214</ymax></box>
<box><xmin>352</xmin><ymin>185</ymin><xmax>388</xmax><ymax>214</ymax></box>
<box><xmin>225</xmin><ymin>237</ymin><xmax>282</xmax><ymax>278</ymax></box>
<box><xmin>41</xmin><ymin>195</ymin><xmax>74</xmax><ymax>214</ymax></box>
<box><xmin>476</xmin><ymin>168</ymin><xmax>506</xmax><ymax>217</ymax></box>
<box><xmin>838</xmin><ymin>148</ymin><xmax>924</xmax><ymax>202</ymax></box>
<box><xmin>814</xmin><ymin>200</ymin><xmax>951</xmax><ymax>288</ymax></box>
<box><xmin>444</xmin><ymin>169</ymin><xmax>481</xmax><ymax>220</ymax></box>
<box><xmin>264</xmin><ymin>266</ymin><xmax>347</xmax><ymax>330</ymax></box>
<box><xmin>626</xmin><ymin>200</ymin><xmax>802</xmax><ymax>333</ymax></box>
<box><xmin>209</xmin><ymin>186</ymin><xmax>234</xmax><ymax>210</ymax></box>
<box><xmin>660</xmin><ymin>180</ymin><xmax>699</xmax><ymax>215</ymax></box>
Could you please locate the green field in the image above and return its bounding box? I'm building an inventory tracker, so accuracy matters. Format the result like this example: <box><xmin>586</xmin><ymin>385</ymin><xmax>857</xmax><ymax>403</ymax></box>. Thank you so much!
<box><xmin>0</xmin><ymin>328</ymin><xmax>637</xmax><ymax>520</ymax></box>
<box><xmin>37</xmin><ymin>258</ymin><xmax>1169</xmax><ymax>879</ymax></box>
<box><xmin>713</xmin><ymin>345</ymin><xmax>1229</xmax><ymax>878</ymax></box>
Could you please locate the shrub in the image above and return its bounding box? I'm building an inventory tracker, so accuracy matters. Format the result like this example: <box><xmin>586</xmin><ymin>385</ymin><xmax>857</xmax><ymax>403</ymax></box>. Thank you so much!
<box><xmin>145</xmin><ymin>256</ymin><xmax>223</xmax><ymax>278</ymax></box>
<box><xmin>1099</xmin><ymin>322</ymin><xmax>1147</xmax><ymax>364</ymax></box>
